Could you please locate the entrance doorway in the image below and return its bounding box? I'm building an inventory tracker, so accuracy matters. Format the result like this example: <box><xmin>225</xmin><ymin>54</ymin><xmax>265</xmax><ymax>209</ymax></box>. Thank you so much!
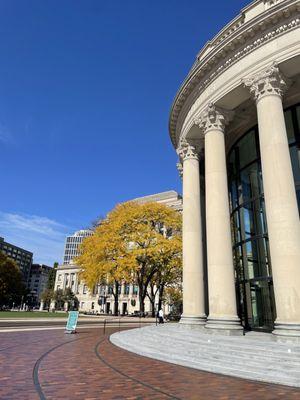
<box><xmin>122</xmin><ymin>302</ymin><xmax>127</xmax><ymax>315</ymax></box>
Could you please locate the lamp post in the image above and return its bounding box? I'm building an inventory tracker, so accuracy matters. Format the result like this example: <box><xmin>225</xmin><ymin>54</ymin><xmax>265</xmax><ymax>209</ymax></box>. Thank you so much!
<box><xmin>98</xmin><ymin>287</ymin><xmax>107</xmax><ymax>314</ymax></box>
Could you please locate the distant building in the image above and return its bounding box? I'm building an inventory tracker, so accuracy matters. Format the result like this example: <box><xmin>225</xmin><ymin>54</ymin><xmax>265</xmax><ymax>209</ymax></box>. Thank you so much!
<box><xmin>53</xmin><ymin>191</ymin><xmax>182</xmax><ymax>314</ymax></box>
<box><xmin>27</xmin><ymin>264</ymin><xmax>52</xmax><ymax>305</ymax></box>
<box><xmin>0</xmin><ymin>237</ymin><xmax>33</xmax><ymax>284</ymax></box>
<box><xmin>132</xmin><ymin>190</ymin><xmax>182</xmax><ymax>212</ymax></box>
<box><xmin>63</xmin><ymin>229</ymin><xmax>93</xmax><ymax>265</ymax></box>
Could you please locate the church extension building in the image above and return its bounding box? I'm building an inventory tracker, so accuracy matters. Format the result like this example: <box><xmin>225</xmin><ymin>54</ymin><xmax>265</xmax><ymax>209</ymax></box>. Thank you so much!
<box><xmin>170</xmin><ymin>0</ymin><xmax>300</xmax><ymax>337</ymax></box>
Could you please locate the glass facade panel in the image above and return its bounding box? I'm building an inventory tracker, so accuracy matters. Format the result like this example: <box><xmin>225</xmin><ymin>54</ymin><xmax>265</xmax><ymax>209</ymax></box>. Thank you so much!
<box><xmin>228</xmin><ymin>129</ymin><xmax>268</xmax><ymax>329</ymax></box>
<box><xmin>236</xmin><ymin>130</ymin><xmax>257</xmax><ymax>169</ymax></box>
<box><xmin>228</xmin><ymin>103</ymin><xmax>300</xmax><ymax>331</ymax></box>
<box><xmin>284</xmin><ymin>109</ymin><xmax>295</xmax><ymax>143</ymax></box>
<box><xmin>289</xmin><ymin>146</ymin><xmax>300</xmax><ymax>183</ymax></box>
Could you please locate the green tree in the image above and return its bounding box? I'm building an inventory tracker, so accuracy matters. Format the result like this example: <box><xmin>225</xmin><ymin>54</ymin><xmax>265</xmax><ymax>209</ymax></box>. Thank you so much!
<box><xmin>47</xmin><ymin>262</ymin><xmax>58</xmax><ymax>290</ymax></box>
<box><xmin>52</xmin><ymin>288</ymin><xmax>78</xmax><ymax>311</ymax></box>
<box><xmin>164</xmin><ymin>286</ymin><xmax>183</xmax><ymax>316</ymax></box>
<box><xmin>40</xmin><ymin>288</ymin><xmax>54</xmax><ymax>309</ymax></box>
<box><xmin>0</xmin><ymin>253</ymin><xmax>26</xmax><ymax>307</ymax></box>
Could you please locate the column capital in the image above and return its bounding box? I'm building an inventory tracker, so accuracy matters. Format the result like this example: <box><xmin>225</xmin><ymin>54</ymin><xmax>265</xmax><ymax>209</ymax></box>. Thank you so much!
<box><xmin>195</xmin><ymin>103</ymin><xmax>232</xmax><ymax>134</ymax></box>
<box><xmin>176</xmin><ymin>138</ymin><xmax>199</xmax><ymax>161</ymax></box>
<box><xmin>243</xmin><ymin>63</ymin><xmax>289</xmax><ymax>103</ymax></box>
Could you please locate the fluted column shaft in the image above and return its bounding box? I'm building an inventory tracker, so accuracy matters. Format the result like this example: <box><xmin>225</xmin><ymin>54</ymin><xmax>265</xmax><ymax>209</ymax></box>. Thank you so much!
<box><xmin>196</xmin><ymin>105</ymin><xmax>242</xmax><ymax>333</ymax></box>
<box><xmin>245</xmin><ymin>64</ymin><xmax>300</xmax><ymax>336</ymax></box>
<box><xmin>177</xmin><ymin>140</ymin><xmax>206</xmax><ymax>325</ymax></box>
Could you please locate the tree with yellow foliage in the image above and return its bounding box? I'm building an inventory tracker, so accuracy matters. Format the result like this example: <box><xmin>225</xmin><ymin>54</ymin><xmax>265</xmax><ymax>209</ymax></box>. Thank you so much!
<box><xmin>76</xmin><ymin>201</ymin><xmax>182</xmax><ymax>315</ymax></box>
<box><xmin>76</xmin><ymin>217</ymin><xmax>132</xmax><ymax>315</ymax></box>
<box><xmin>146</xmin><ymin>235</ymin><xmax>182</xmax><ymax>316</ymax></box>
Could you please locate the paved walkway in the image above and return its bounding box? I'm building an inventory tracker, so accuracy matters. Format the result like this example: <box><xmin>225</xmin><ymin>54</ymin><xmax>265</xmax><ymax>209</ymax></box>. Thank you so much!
<box><xmin>0</xmin><ymin>326</ymin><xmax>300</xmax><ymax>399</ymax></box>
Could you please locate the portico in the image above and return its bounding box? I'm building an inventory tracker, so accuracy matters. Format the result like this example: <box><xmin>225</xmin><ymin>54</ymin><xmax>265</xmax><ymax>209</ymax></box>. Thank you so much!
<box><xmin>170</xmin><ymin>0</ymin><xmax>300</xmax><ymax>336</ymax></box>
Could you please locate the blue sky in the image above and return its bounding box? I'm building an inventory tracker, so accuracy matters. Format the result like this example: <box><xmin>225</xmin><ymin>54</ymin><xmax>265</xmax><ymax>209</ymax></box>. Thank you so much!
<box><xmin>0</xmin><ymin>0</ymin><xmax>249</xmax><ymax>265</ymax></box>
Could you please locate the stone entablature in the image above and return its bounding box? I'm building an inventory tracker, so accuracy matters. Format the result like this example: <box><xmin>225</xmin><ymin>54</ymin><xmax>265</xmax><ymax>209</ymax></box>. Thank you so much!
<box><xmin>169</xmin><ymin>0</ymin><xmax>300</xmax><ymax>147</ymax></box>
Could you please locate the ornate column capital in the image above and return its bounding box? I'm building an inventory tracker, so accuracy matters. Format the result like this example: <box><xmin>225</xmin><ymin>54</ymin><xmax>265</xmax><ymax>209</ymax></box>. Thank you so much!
<box><xmin>243</xmin><ymin>63</ymin><xmax>289</xmax><ymax>103</ymax></box>
<box><xmin>176</xmin><ymin>138</ymin><xmax>199</xmax><ymax>161</ymax></box>
<box><xmin>195</xmin><ymin>103</ymin><xmax>232</xmax><ymax>134</ymax></box>
<box><xmin>176</xmin><ymin>161</ymin><xmax>183</xmax><ymax>180</ymax></box>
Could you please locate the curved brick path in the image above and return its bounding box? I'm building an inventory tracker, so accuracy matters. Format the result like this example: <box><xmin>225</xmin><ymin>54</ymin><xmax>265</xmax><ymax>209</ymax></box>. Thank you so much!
<box><xmin>1</xmin><ymin>327</ymin><xmax>300</xmax><ymax>399</ymax></box>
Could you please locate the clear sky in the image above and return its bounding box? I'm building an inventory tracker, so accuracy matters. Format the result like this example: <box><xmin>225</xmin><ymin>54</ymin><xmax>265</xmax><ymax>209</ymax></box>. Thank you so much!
<box><xmin>0</xmin><ymin>0</ymin><xmax>249</xmax><ymax>265</ymax></box>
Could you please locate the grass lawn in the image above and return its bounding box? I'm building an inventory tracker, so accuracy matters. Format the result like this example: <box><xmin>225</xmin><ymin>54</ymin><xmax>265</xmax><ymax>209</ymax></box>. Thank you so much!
<box><xmin>0</xmin><ymin>311</ymin><xmax>68</xmax><ymax>318</ymax></box>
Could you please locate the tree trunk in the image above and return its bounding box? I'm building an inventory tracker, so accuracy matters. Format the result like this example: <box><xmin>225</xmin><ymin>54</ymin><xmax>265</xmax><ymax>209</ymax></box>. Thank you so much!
<box><xmin>148</xmin><ymin>283</ymin><xmax>156</xmax><ymax>317</ymax></box>
<box><xmin>158</xmin><ymin>284</ymin><xmax>165</xmax><ymax>310</ymax></box>
<box><xmin>113</xmin><ymin>281</ymin><xmax>119</xmax><ymax>316</ymax></box>
<box><xmin>139</xmin><ymin>291</ymin><xmax>145</xmax><ymax>314</ymax></box>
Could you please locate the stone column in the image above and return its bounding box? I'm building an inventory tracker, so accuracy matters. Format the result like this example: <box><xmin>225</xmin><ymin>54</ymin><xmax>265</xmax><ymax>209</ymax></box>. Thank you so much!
<box><xmin>244</xmin><ymin>64</ymin><xmax>300</xmax><ymax>337</ymax></box>
<box><xmin>177</xmin><ymin>139</ymin><xmax>206</xmax><ymax>325</ymax></box>
<box><xmin>196</xmin><ymin>105</ymin><xmax>242</xmax><ymax>334</ymax></box>
<box><xmin>39</xmin><ymin>301</ymin><xmax>44</xmax><ymax>311</ymax></box>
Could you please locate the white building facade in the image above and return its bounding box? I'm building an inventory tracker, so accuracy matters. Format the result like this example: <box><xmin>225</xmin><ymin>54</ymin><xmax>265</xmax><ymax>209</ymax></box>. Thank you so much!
<box><xmin>170</xmin><ymin>0</ymin><xmax>300</xmax><ymax>337</ymax></box>
<box><xmin>53</xmin><ymin>191</ymin><xmax>182</xmax><ymax>314</ymax></box>
<box><xmin>63</xmin><ymin>229</ymin><xmax>93</xmax><ymax>265</ymax></box>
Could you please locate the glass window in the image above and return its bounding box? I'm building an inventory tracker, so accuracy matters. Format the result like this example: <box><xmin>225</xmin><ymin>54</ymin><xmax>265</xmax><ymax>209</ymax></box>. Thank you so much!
<box><xmin>229</xmin><ymin>180</ymin><xmax>238</xmax><ymax>210</ymax></box>
<box><xmin>239</xmin><ymin>162</ymin><xmax>262</xmax><ymax>205</ymax></box>
<box><xmin>236</xmin><ymin>130</ymin><xmax>257</xmax><ymax>169</ymax></box>
<box><xmin>289</xmin><ymin>145</ymin><xmax>300</xmax><ymax>185</ymax></box>
<box><xmin>231</xmin><ymin>211</ymin><xmax>241</xmax><ymax>243</ymax></box>
<box><xmin>108</xmin><ymin>285</ymin><xmax>113</xmax><ymax>295</ymax></box>
<box><xmin>133</xmin><ymin>285</ymin><xmax>138</xmax><ymax>295</ymax></box>
<box><xmin>124</xmin><ymin>284</ymin><xmax>130</xmax><ymax>295</ymax></box>
<box><xmin>284</xmin><ymin>109</ymin><xmax>295</xmax><ymax>143</ymax></box>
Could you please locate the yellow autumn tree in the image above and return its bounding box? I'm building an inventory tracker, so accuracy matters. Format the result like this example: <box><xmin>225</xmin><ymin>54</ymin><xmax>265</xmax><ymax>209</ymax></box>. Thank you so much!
<box><xmin>76</xmin><ymin>217</ymin><xmax>134</xmax><ymax>315</ymax></box>
<box><xmin>146</xmin><ymin>235</ymin><xmax>182</xmax><ymax>316</ymax></box>
<box><xmin>76</xmin><ymin>201</ymin><xmax>182</xmax><ymax>315</ymax></box>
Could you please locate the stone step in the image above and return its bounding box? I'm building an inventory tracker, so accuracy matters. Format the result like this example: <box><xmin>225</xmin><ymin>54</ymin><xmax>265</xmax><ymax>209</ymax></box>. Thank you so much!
<box><xmin>136</xmin><ymin>329</ymin><xmax>300</xmax><ymax>363</ymax></box>
<box><xmin>110</xmin><ymin>324</ymin><xmax>300</xmax><ymax>387</ymax></box>
<box><xmin>139</xmin><ymin>328</ymin><xmax>300</xmax><ymax>355</ymax></box>
<box><xmin>114</xmin><ymin>337</ymin><xmax>300</xmax><ymax>386</ymax></box>
<box><xmin>115</xmin><ymin>334</ymin><xmax>300</xmax><ymax>375</ymax></box>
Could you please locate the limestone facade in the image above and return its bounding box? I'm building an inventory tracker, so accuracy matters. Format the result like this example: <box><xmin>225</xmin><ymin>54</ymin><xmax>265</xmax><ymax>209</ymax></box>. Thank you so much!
<box><xmin>170</xmin><ymin>0</ymin><xmax>300</xmax><ymax>336</ymax></box>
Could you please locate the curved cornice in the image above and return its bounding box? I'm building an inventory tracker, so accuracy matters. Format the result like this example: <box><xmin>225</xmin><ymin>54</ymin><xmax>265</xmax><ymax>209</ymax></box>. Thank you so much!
<box><xmin>169</xmin><ymin>0</ymin><xmax>300</xmax><ymax>148</ymax></box>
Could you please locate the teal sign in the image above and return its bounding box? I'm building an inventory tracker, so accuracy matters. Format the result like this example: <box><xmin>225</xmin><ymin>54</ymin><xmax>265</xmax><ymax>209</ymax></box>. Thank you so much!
<box><xmin>65</xmin><ymin>311</ymin><xmax>79</xmax><ymax>333</ymax></box>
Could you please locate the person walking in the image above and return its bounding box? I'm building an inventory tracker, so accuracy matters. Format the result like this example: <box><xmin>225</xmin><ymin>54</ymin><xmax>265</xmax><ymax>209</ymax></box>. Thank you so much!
<box><xmin>158</xmin><ymin>308</ymin><xmax>164</xmax><ymax>324</ymax></box>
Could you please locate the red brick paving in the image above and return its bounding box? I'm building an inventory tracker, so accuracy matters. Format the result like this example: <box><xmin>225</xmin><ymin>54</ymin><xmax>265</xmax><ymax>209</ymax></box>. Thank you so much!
<box><xmin>0</xmin><ymin>327</ymin><xmax>300</xmax><ymax>399</ymax></box>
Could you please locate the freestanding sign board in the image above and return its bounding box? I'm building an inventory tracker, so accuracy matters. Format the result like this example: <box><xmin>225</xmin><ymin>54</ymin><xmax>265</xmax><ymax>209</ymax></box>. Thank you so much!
<box><xmin>65</xmin><ymin>311</ymin><xmax>79</xmax><ymax>334</ymax></box>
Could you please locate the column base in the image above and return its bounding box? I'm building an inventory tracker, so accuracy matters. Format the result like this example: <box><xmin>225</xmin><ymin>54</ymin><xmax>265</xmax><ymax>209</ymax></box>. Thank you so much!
<box><xmin>272</xmin><ymin>321</ymin><xmax>300</xmax><ymax>338</ymax></box>
<box><xmin>179</xmin><ymin>314</ymin><xmax>206</xmax><ymax>326</ymax></box>
<box><xmin>205</xmin><ymin>316</ymin><xmax>244</xmax><ymax>336</ymax></box>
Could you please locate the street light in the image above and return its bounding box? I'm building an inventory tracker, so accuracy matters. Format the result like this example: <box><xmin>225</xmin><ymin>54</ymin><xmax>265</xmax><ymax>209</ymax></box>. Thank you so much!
<box><xmin>98</xmin><ymin>287</ymin><xmax>107</xmax><ymax>313</ymax></box>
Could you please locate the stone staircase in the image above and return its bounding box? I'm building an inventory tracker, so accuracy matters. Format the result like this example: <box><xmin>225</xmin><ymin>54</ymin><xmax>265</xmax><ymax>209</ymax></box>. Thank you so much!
<box><xmin>110</xmin><ymin>324</ymin><xmax>300</xmax><ymax>387</ymax></box>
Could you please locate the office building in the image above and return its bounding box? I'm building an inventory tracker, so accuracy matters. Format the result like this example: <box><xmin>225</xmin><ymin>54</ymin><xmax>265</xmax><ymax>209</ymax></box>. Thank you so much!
<box><xmin>0</xmin><ymin>237</ymin><xmax>33</xmax><ymax>284</ymax></box>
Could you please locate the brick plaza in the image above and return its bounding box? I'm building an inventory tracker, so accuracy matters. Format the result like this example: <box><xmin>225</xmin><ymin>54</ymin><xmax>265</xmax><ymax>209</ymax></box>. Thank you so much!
<box><xmin>0</xmin><ymin>326</ymin><xmax>300</xmax><ymax>399</ymax></box>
